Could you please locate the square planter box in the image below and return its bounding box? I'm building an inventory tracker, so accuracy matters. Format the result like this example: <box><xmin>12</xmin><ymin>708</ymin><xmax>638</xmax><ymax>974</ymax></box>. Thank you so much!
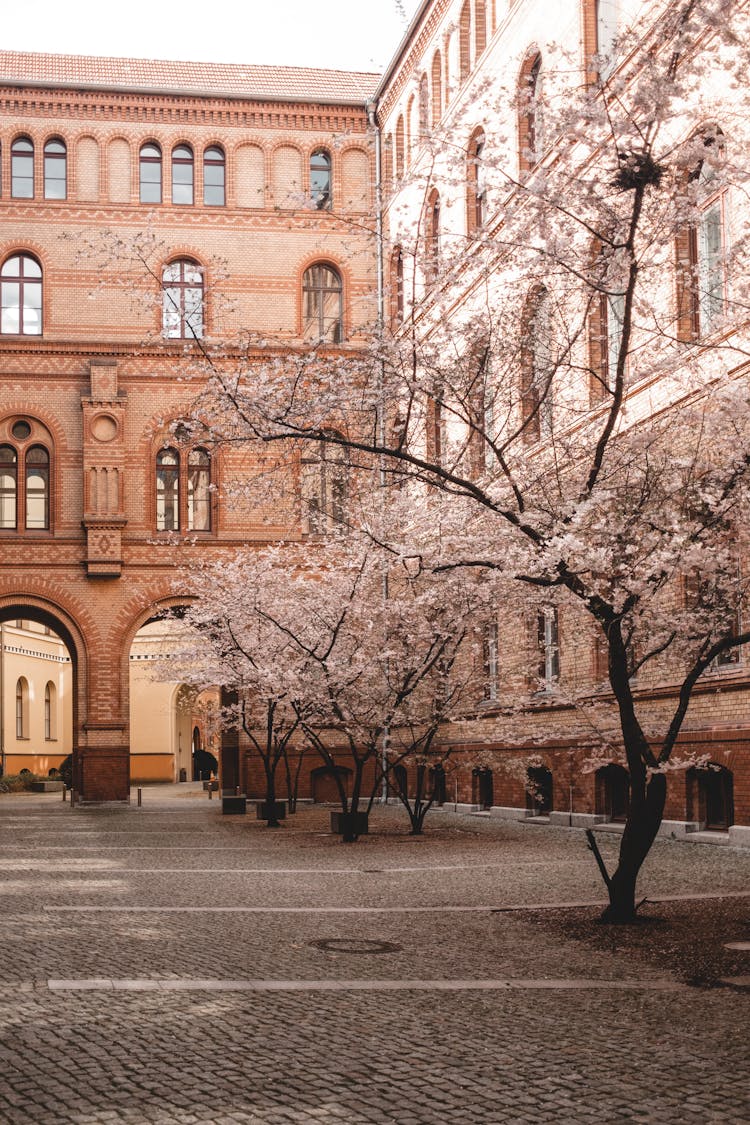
<box><xmin>330</xmin><ymin>811</ymin><xmax>369</xmax><ymax>836</ymax></box>
<box><xmin>202</xmin><ymin>780</ymin><xmax>219</xmax><ymax>791</ymax></box>
<box><xmin>221</xmin><ymin>796</ymin><xmax>247</xmax><ymax>815</ymax></box>
<box><xmin>31</xmin><ymin>780</ymin><xmax>64</xmax><ymax>792</ymax></box>
<box><xmin>256</xmin><ymin>800</ymin><xmax>286</xmax><ymax>820</ymax></box>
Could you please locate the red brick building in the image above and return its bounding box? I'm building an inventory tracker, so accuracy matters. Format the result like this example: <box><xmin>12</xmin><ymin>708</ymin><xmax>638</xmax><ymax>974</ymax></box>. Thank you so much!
<box><xmin>0</xmin><ymin>51</ymin><xmax>378</xmax><ymax>799</ymax></box>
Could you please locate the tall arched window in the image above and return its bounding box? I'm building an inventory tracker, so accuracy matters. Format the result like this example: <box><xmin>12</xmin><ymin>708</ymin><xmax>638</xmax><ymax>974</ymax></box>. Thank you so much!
<box><xmin>310</xmin><ymin>150</ymin><xmax>332</xmax><ymax>209</ymax></box>
<box><xmin>11</xmin><ymin>137</ymin><xmax>34</xmax><ymax>198</ymax></box>
<box><xmin>302</xmin><ymin>441</ymin><xmax>349</xmax><ymax>534</ymax></box>
<box><xmin>16</xmin><ymin>677</ymin><xmax>29</xmax><ymax>739</ymax></box>
<box><xmin>395</xmin><ymin>115</ymin><xmax>405</xmax><ymax>178</ymax></box>
<box><xmin>203</xmin><ymin>146</ymin><xmax>225</xmax><ymax>206</ymax></box>
<box><xmin>187</xmin><ymin>448</ymin><xmax>211</xmax><ymax>531</ymax></box>
<box><xmin>45</xmin><ymin>681</ymin><xmax>57</xmax><ymax>740</ymax></box>
<box><xmin>302</xmin><ymin>264</ymin><xmax>343</xmax><ymax>342</ymax></box>
<box><xmin>521</xmin><ymin>286</ymin><xmax>554</xmax><ymax>443</ymax></box>
<box><xmin>0</xmin><ymin>446</ymin><xmax>17</xmax><ymax>528</ymax></box>
<box><xmin>431</xmin><ymin>51</ymin><xmax>443</xmax><ymax>126</ymax></box>
<box><xmin>156</xmin><ymin>449</ymin><xmax>180</xmax><ymax>531</ymax></box>
<box><xmin>467</xmin><ymin>128</ymin><xmax>487</xmax><ymax>233</ymax></box>
<box><xmin>459</xmin><ymin>0</ymin><xmax>472</xmax><ymax>82</ymax></box>
<box><xmin>518</xmin><ymin>52</ymin><xmax>543</xmax><ymax>173</ymax></box>
<box><xmin>589</xmin><ymin>243</ymin><xmax>626</xmax><ymax>403</ymax></box>
<box><xmin>425</xmin><ymin>189</ymin><xmax>441</xmax><ymax>282</ymax></box>
<box><xmin>140</xmin><ymin>142</ymin><xmax>162</xmax><ymax>203</ymax></box>
<box><xmin>25</xmin><ymin>446</ymin><xmax>50</xmax><ymax>529</ymax></box>
<box><xmin>43</xmin><ymin>138</ymin><xmax>67</xmax><ymax>199</ymax></box>
<box><xmin>418</xmin><ymin>74</ymin><xmax>430</xmax><ymax>140</ymax></box>
<box><xmin>390</xmin><ymin>246</ymin><xmax>404</xmax><ymax>329</ymax></box>
<box><xmin>172</xmin><ymin>144</ymin><xmax>194</xmax><ymax>205</ymax></box>
<box><xmin>162</xmin><ymin>260</ymin><xmax>204</xmax><ymax>339</ymax></box>
<box><xmin>1</xmin><ymin>255</ymin><xmax>42</xmax><ymax>335</ymax></box>
<box><xmin>676</xmin><ymin>126</ymin><xmax>727</xmax><ymax>340</ymax></box>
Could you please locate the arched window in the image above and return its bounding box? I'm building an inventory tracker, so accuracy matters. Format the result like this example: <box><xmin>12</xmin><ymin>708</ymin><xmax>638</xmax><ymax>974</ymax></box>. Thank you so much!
<box><xmin>43</xmin><ymin>138</ymin><xmax>67</xmax><ymax>199</ymax></box>
<box><xmin>15</xmin><ymin>678</ymin><xmax>29</xmax><ymax>739</ymax></box>
<box><xmin>310</xmin><ymin>149</ymin><xmax>332</xmax><ymax>209</ymax></box>
<box><xmin>25</xmin><ymin>446</ymin><xmax>50</xmax><ymax>529</ymax></box>
<box><xmin>390</xmin><ymin>246</ymin><xmax>404</xmax><ymax>329</ymax></box>
<box><xmin>596</xmin><ymin>0</ymin><xmax>619</xmax><ymax>76</ymax></box>
<box><xmin>418</xmin><ymin>74</ymin><xmax>430</xmax><ymax>140</ymax></box>
<box><xmin>521</xmin><ymin>286</ymin><xmax>553</xmax><ymax>442</ymax></box>
<box><xmin>45</xmin><ymin>681</ymin><xmax>57</xmax><ymax>740</ymax></box>
<box><xmin>302</xmin><ymin>441</ymin><xmax>348</xmax><ymax>534</ymax></box>
<box><xmin>431</xmin><ymin>51</ymin><xmax>443</xmax><ymax>126</ymax></box>
<box><xmin>156</xmin><ymin>448</ymin><xmax>180</xmax><ymax>531</ymax></box>
<box><xmin>425</xmin><ymin>188</ymin><xmax>441</xmax><ymax>282</ymax></box>
<box><xmin>1</xmin><ymin>255</ymin><xmax>42</xmax><ymax>336</ymax></box>
<box><xmin>472</xmin><ymin>767</ymin><xmax>493</xmax><ymax>810</ymax></box>
<box><xmin>171</xmin><ymin>144</ymin><xmax>194</xmax><ymax>205</ymax></box>
<box><xmin>140</xmin><ymin>142</ymin><xmax>162</xmax><ymax>203</ymax></box>
<box><xmin>162</xmin><ymin>260</ymin><xmax>204</xmax><ymax>339</ymax></box>
<box><xmin>406</xmin><ymin>94</ymin><xmax>416</xmax><ymax>159</ymax></box>
<box><xmin>187</xmin><ymin>448</ymin><xmax>211</xmax><ymax>531</ymax></box>
<box><xmin>302</xmin><ymin>264</ymin><xmax>343</xmax><ymax>343</ymax></box>
<box><xmin>467</xmin><ymin>128</ymin><xmax>487</xmax><ymax>233</ymax></box>
<box><xmin>203</xmin><ymin>146</ymin><xmax>225</xmax><ymax>206</ymax></box>
<box><xmin>483</xmin><ymin>619</ymin><xmax>499</xmax><ymax>701</ymax></box>
<box><xmin>11</xmin><ymin>137</ymin><xmax>34</xmax><ymax>198</ymax></box>
<box><xmin>518</xmin><ymin>52</ymin><xmax>543</xmax><ymax>173</ymax></box>
<box><xmin>459</xmin><ymin>0</ymin><xmax>472</xmax><ymax>82</ymax></box>
<box><xmin>157</xmin><ymin>446</ymin><xmax>213</xmax><ymax>533</ymax></box>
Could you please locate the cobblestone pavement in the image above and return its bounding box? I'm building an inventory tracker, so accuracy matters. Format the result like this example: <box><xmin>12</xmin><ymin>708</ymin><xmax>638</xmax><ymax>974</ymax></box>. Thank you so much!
<box><xmin>1</xmin><ymin>787</ymin><xmax>748</xmax><ymax>1124</ymax></box>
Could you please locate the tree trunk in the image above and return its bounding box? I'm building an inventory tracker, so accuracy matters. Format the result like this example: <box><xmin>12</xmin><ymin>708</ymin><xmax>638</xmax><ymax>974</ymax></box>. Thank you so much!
<box><xmin>601</xmin><ymin>772</ymin><xmax>666</xmax><ymax>923</ymax></box>
<box><xmin>263</xmin><ymin>759</ymin><xmax>281</xmax><ymax>828</ymax></box>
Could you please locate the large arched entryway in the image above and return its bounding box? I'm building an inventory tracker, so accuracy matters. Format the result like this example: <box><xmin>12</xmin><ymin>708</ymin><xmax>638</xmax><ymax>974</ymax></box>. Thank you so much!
<box><xmin>596</xmin><ymin>764</ymin><xmax>630</xmax><ymax>822</ymax></box>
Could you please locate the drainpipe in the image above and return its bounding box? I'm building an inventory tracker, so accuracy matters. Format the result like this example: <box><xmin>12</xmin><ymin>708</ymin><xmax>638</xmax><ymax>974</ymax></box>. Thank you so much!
<box><xmin>366</xmin><ymin>98</ymin><xmax>390</xmax><ymax>806</ymax></box>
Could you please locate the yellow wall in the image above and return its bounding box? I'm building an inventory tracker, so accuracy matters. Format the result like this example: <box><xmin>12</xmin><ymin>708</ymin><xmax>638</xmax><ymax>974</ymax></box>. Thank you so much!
<box><xmin>0</xmin><ymin>620</ymin><xmax>72</xmax><ymax>776</ymax></box>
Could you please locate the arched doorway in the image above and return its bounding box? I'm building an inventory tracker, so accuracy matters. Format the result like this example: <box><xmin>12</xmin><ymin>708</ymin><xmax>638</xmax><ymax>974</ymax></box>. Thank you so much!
<box><xmin>472</xmin><ymin>766</ymin><xmax>494</xmax><ymax>810</ymax></box>
<box><xmin>687</xmin><ymin>764</ymin><xmax>734</xmax><ymax>831</ymax></box>
<box><xmin>0</xmin><ymin>615</ymin><xmax>73</xmax><ymax>780</ymax></box>
<box><xmin>596</xmin><ymin>764</ymin><xmax>630</xmax><ymax>822</ymax></box>
<box><xmin>128</xmin><ymin>618</ymin><xmax>219</xmax><ymax>784</ymax></box>
<box><xmin>311</xmin><ymin>764</ymin><xmax>351</xmax><ymax>803</ymax></box>
<box><xmin>526</xmin><ymin>765</ymin><xmax>553</xmax><ymax>816</ymax></box>
<box><xmin>430</xmin><ymin>764</ymin><xmax>447</xmax><ymax>806</ymax></box>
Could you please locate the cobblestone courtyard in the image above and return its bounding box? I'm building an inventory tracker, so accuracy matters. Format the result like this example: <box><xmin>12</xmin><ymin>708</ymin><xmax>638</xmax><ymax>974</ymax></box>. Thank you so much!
<box><xmin>1</xmin><ymin>786</ymin><xmax>748</xmax><ymax>1124</ymax></box>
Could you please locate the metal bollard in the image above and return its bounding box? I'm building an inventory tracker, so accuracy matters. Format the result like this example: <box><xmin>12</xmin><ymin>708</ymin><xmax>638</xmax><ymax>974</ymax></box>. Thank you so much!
<box><xmin>137</xmin><ymin>787</ymin><xmax>142</xmax><ymax>807</ymax></box>
<box><xmin>62</xmin><ymin>786</ymin><xmax>67</xmax><ymax>802</ymax></box>
<box><xmin>71</xmin><ymin>788</ymin><xmax>76</xmax><ymax>807</ymax></box>
<box><xmin>236</xmin><ymin>785</ymin><xmax>240</xmax><ymax>796</ymax></box>
<box><xmin>208</xmin><ymin>786</ymin><xmax>213</xmax><ymax>800</ymax></box>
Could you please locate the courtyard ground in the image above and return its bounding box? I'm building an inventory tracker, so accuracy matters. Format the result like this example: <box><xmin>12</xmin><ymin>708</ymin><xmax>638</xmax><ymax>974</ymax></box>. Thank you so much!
<box><xmin>0</xmin><ymin>784</ymin><xmax>748</xmax><ymax>1124</ymax></box>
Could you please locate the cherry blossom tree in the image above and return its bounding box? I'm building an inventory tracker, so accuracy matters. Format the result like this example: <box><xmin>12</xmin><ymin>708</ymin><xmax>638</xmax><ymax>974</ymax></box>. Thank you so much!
<box><xmin>175</xmin><ymin>0</ymin><xmax>750</xmax><ymax>917</ymax></box>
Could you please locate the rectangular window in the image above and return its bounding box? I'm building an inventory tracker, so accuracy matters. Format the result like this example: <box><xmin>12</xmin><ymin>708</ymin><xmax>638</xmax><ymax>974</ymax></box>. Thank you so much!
<box><xmin>698</xmin><ymin>199</ymin><xmax>724</xmax><ymax>332</ymax></box>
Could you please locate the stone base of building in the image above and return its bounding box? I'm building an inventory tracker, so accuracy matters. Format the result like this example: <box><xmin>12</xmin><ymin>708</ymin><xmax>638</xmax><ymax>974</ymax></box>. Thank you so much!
<box><xmin>728</xmin><ymin>825</ymin><xmax>750</xmax><ymax>847</ymax></box>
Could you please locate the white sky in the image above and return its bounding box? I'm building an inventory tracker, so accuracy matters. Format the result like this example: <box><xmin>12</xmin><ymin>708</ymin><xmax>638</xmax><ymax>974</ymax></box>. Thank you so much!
<box><xmin>2</xmin><ymin>0</ymin><xmax>424</xmax><ymax>73</ymax></box>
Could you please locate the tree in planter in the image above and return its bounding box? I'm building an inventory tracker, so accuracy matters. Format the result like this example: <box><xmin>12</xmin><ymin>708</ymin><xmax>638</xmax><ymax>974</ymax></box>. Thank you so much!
<box><xmin>178</xmin><ymin>0</ymin><xmax>750</xmax><ymax>917</ymax></box>
<box><xmin>268</xmin><ymin>542</ymin><xmax>483</xmax><ymax>842</ymax></box>
<box><xmin>162</xmin><ymin>552</ymin><xmax>316</xmax><ymax>827</ymax></box>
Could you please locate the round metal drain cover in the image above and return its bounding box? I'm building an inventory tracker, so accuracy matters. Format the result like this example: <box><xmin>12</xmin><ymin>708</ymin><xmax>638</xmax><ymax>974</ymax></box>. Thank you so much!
<box><xmin>310</xmin><ymin>938</ymin><xmax>402</xmax><ymax>955</ymax></box>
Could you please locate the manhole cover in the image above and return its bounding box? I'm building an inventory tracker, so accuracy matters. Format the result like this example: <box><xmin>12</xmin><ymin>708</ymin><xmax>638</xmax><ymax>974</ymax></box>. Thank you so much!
<box><xmin>310</xmin><ymin>938</ymin><xmax>402</xmax><ymax>955</ymax></box>
<box><xmin>724</xmin><ymin>942</ymin><xmax>750</xmax><ymax>951</ymax></box>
